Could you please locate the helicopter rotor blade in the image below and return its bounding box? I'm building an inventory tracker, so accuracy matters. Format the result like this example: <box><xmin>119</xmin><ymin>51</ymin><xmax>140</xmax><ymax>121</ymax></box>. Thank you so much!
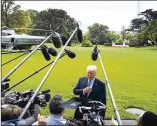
<box><xmin>12</xmin><ymin>28</ymin><xmax>52</xmax><ymax>32</ymax></box>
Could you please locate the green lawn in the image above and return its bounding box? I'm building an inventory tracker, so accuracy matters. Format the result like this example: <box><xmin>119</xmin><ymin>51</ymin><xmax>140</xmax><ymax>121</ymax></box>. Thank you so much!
<box><xmin>1</xmin><ymin>46</ymin><xmax>157</xmax><ymax>120</ymax></box>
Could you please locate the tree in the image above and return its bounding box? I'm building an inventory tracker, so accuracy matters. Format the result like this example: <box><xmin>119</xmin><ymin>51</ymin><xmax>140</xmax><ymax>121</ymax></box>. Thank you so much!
<box><xmin>32</xmin><ymin>8</ymin><xmax>77</xmax><ymax>44</ymax></box>
<box><xmin>88</xmin><ymin>23</ymin><xmax>110</xmax><ymax>45</ymax></box>
<box><xmin>7</xmin><ymin>10</ymin><xmax>32</xmax><ymax>34</ymax></box>
<box><xmin>108</xmin><ymin>31</ymin><xmax>122</xmax><ymax>44</ymax></box>
<box><xmin>127</xmin><ymin>9</ymin><xmax>157</xmax><ymax>47</ymax></box>
<box><xmin>27</xmin><ymin>9</ymin><xmax>39</xmax><ymax>26</ymax></box>
<box><xmin>1</xmin><ymin>0</ymin><xmax>21</xmax><ymax>26</ymax></box>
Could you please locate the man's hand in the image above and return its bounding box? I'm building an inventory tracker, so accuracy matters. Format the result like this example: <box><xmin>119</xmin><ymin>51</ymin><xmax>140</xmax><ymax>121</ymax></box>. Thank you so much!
<box><xmin>38</xmin><ymin>114</ymin><xmax>46</xmax><ymax>126</ymax></box>
<box><xmin>83</xmin><ymin>87</ymin><xmax>92</xmax><ymax>93</ymax></box>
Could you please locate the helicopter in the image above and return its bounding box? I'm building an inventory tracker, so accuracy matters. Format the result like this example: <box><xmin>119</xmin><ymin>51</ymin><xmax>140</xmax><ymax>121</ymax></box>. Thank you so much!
<box><xmin>1</xmin><ymin>26</ymin><xmax>52</xmax><ymax>52</ymax></box>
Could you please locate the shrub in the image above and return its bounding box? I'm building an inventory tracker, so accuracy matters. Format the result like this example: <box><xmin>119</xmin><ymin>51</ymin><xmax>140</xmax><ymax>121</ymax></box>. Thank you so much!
<box><xmin>82</xmin><ymin>40</ymin><xmax>93</xmax><ymax>47</ymax></box>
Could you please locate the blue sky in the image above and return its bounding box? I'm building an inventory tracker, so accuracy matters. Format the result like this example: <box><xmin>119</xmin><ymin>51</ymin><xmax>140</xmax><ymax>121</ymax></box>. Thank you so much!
<box><xmin>15</xmin><ymin>1</ymin><xmax>157</xmax><ymax>33</ymax></box>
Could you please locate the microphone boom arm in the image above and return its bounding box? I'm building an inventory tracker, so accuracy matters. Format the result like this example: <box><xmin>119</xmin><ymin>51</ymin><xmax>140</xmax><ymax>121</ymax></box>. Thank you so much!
<box><xmin>97</xmin><ymin>52</ymin><xmax>122</xmax><ymax>125</ymax></box>
<box><xmin>1</xmin><ymin>53</ymin><xmax>67</xmax><ymax>96</ymax></box>
<box><xmin>1</xmin><ymin>51</ymin><xmax>29</xmax><ymax>66</ymax></box>
<box><xmin>1</xmin><ymin>33</ymin><xmax>54</xmax><ymax>83</ymax></box>
<box><xmin>18</xmin><ymin>27</ymin><xmax>79</xmax><ymax>119</ymax></box>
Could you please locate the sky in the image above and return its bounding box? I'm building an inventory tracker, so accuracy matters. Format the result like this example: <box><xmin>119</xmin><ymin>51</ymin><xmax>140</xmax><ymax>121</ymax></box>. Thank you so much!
<box><xmin>15</xmin><ymin>1</ymin><xmax>157</xmax><ymax>33</ymax></box>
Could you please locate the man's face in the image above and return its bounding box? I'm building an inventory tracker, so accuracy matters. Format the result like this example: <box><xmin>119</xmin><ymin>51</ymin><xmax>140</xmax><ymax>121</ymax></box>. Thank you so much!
<box><xmin>87</xmin><ymin>70</ymin><xmax>96</xmax><ymax>80</ymax></box>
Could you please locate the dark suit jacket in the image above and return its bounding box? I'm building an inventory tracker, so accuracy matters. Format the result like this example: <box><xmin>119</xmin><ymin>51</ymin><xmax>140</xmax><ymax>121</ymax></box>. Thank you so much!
<box><xmin>73</xmin><ymin>76</ymin><xmax>106</xmax><ymax>117</ymax></box>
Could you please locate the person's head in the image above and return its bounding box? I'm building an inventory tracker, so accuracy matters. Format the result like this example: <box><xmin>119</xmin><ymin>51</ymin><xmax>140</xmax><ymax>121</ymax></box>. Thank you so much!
<box><xmin>136</xmin><ymin>111</ymin><xmax>157</xmax><ymax>126</ymax></box>
<box><xmin>86</xmin><ymin>65</ymin><xmax>97</xmax><ymax>80</ymax></box>
<box><xmin>49</xmin><ymin>95</ymin><xmax>64</xmax><ymax>115</ymax></box>
<box><xmin>1</xmin><ymin>104</ymin><xmax>22</xmax><ymax>121</ymax></box>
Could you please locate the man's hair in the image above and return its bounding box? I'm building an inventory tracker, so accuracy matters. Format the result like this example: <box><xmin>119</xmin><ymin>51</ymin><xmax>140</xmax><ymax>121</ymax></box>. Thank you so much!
<box><xmin>1</xmin><ymin>104</ymin><xmax>22</xmax><ymax>121</ymax></box>
<box><xmin>86</xmin><ymin>65</ymin><xmax>97</xmax><ymax>73</ymax></box>
<box><xmin>49</xmin><ymin>95</ymin><xmax>64</xmax><ymax>115</ymax></box>
<box><xmin>137</xmin><ymin>111</ymin><xmax>157</xmax><ymax>126</ymax></box>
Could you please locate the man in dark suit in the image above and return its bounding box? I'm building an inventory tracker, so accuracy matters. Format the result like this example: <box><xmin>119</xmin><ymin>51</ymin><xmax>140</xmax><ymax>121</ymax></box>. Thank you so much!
<box><xmin>73</xmin><ymin>65</ymin><xmax>106</xmax><ymax>118</ymax></box>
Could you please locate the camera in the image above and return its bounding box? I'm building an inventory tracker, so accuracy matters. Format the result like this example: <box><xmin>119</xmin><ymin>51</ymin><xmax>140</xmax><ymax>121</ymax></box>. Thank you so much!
<box><xmin>1</xmin><ymin>79</ymin><xmax>10</xmax><ymax>93</ymax></box>
<box><xmin>79</xmin><ymin>101</ymin><xmax>106</xmax><ymax>126</ymax></box>
<box><xmin>2</xmin><ymin>89</ymin><xmax>51</xmax><ymax>119</ymax></box>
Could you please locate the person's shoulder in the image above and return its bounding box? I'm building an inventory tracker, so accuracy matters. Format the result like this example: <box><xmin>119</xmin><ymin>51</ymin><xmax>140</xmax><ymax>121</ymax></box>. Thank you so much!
<box><xmin>80</xmin><ymin>76</ymin><xmax>87</xmax><ymax>80</ymax></box>
<box><xmin>95</xmin><ymin>78</ymin><xmax>105</xmax><ymax>85</ymax></box>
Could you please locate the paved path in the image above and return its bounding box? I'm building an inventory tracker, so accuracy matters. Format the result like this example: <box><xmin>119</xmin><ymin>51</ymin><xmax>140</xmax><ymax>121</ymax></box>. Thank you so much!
<box><xmin>104</xmin><ymin>120</ymin><xmax>136</xmax><ymax>125</ymax></box>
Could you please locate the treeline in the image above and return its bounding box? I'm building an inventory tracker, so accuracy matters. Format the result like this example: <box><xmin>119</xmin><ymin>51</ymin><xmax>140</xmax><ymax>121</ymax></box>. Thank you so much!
<box><xmin>1</xmin><ymin>0</ymin><xmax>157</xmax><ymax>47</ymax></box>
<box><xmin>83</xmin><ymin>9</ymin><xmax>157</xmax><ymax>47</ymax></box>
<box><xmin>126</xmin><ymin>9</ymin><xmax>157</xmax><ymax>47</ymax></box>
<box><xmin>1</xmin><ymin>0</ymin><xmax>78</xmax><ymax>45</ymax></box>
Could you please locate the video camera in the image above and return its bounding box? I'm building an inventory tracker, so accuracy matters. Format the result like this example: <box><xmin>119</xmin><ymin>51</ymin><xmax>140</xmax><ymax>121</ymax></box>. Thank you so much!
<box><xmin>60</xmin><ymin>97</ymin><xmax>106</xmax><ymax>126</ymax></box>
<box><xmin>1</xmin><ymin>79</ymin><xmax>10</xmax><ymax>93</ymax></box>
<box><xmin>79</xmin><ymin>101</ymin><xmax>106</xmax><ymax>126</ymax></box>
<box><xmin>2</xmin><ymin>89</ymin><xmax>51</xmax><ymax>119</ymax></box>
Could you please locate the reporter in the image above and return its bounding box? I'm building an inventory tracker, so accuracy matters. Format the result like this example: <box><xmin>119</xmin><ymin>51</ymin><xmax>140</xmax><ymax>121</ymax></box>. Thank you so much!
<box><xmin>46</xmin><ymin>95</ymin><xmax>67</xmax><ymax>125</ymax></box>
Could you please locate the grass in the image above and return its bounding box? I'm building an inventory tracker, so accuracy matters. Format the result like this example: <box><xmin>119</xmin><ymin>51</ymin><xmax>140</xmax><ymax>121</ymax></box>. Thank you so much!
<box><xmin>1</xmin><ymin>45</ymin><xmax>157</xmax><ymax>120</ymax></box>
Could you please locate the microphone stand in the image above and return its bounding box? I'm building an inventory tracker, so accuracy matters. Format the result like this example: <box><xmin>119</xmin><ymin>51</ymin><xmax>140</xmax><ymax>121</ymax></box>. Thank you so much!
<box><xmin>1</xmin><ymin>33</ymin><xmax>54</xmax><ymax>83</ymax></box>
<box><xmin>1</xmin><ymin>51</ymin><xmax>30</xmax><ymax>66</ymax></box>
<box><xmin>1</xmin><ymin>53</ymin><xmax>67</xmax><ymax>96</ymax></box>
<box><xmin>19</xmin><ymin>27</ymin><xmax>79</xmax><ymax>119</ymax></box>
<box><xmin>94</xmin><ymin>45</ymin><xmax>122</xmax><ymax>125</ymax></box>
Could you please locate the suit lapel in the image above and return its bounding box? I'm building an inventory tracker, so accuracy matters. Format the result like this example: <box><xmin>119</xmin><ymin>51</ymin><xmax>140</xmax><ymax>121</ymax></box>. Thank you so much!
<box><xmin>92</xmin><ymin>78</ymin><xmax>97</xmax><ymax>89</ymax></box>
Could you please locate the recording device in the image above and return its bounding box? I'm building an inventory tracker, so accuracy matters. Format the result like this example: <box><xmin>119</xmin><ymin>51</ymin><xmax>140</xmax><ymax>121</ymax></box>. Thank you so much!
<box><xmin>1</xmin><ymin>79</ymin><xmax>10</xmax><ymax>93</ymax></box>
<box><xmin>60</xmin><ymin>97</ymin><xmax>106</xmax><ymax>126</ymax></box>
<box><xmin>48</xmin><ymin>47</ymin><xmax>58</xmax><ymax>56</ymax></box>
<box><xmin>41</xmin><ymin>45</ymin><xmax>51</xmax><ymax>61</ymax></box>
<box><xmin>91</xmin><ymin>45</ymin><xmax>99</xmax><ymax>61</ymax></box>
<box><xmin>79</xmin><ymin>101</ymin><xmax>106</xmax><ymax>126</ymax></box>
<box><xmin>90</xmin><ymin>44</ymin><xmax>122</xmax><ymax>125</ymax></box>
<box><xmin>2</xmin><ymin>89</ymin><xmax>51</xmax><ymax>117</ymax></box>
<box><xmin>77</xmin><ymin>23</ymin><xmax>83</xmax><ymax>42</ymax></box>
<box><xmin>51</xmin><ymin>32</ymin><xmax>63</xmax><ymax>48</ymax></box>
<box><xmin>64</xmin><ymin>49</ymin><xmax>76</xmax><ymax>59</ymax></box>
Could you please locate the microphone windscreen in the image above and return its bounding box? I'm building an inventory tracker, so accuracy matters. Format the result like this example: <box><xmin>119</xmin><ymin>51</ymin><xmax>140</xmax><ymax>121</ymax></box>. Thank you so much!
<box><xmin>41</xmin><ymin>45</ymin><xmax>51</xmax><ymax>61</ymax></box>
<box><xmin>52</xmin><ymin>32</ymin><xmax>63</xmax><ymax>48</ymax></box>
<box><xmin>65</xmin><ymin>50</ymin><xmax>76</xmax><ymax>59</ymax></box>
<box><xmin>77</xmin><ymin>29</ymin><xmax>83</xmax><ymax>42</ymax></box>
<box><xmin>48</xmin><ymin>47</ymin><xmax>58</xmax><ymax>56</ymax></box>
<box><xmin>68</xmin><ymin>52</ymin><xmax>76</xmax><ymax>59</ymax></box>
<box><xmin>91</xmin><ymin>52</ymin><xmax>98</xmax><ymax>61</ymax></box>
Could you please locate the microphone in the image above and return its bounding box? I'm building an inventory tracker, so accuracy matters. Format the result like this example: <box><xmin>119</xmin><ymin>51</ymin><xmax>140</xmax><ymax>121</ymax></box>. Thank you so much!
<box><xmin>77</xmin><ymin>23</ymin><xmax>83</xmax><ymax>42</ymax></box>
<box><xmin>48</xmin><ymin>47</ymin><xmax>58</xmax><ymax>56</ymax></box>
<box><xmin>41</xmin><ymin>45</ymin><xmax>51</xmax><ymax>61</ymax></box>
<box><xmin>91</xmin><ymin>46</ymin><xmax>99</xmax><ymax>61</ymax></box>
<box><xmin>64</xmin><ymin>49</ymin><xmax>76</xmax><ymax>59</ymax></box>
<box><xmin>51</xmin><ymin>32</ymin><xmax>63</xmax><ymax>48</ymax></box>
